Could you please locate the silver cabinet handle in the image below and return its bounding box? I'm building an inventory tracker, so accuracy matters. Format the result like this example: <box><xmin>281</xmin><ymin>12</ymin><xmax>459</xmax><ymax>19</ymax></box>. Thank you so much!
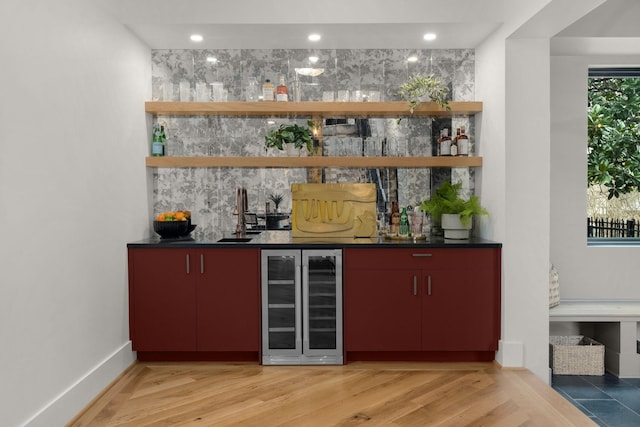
<box><xmin>413</xmin><ymin>276</ymin><xmax>417</xmax><ymax>296</ymax></box>
<box><xmin>412</xmin><ymin>253</ymin><xmax>432</xmax><ymax>257</ymax></box>
<box><xmin>428</xmin><ymin>275</ymin><xmax>432</xmax><ymax>296</ymax></box>
<box><xmin>186</xmin><ymin>253</ymin><xmax>190</xmax><ymax>274</ymax></box>
<box><xmin>200</xmin><ymin>254</ymin><xmax>204</xmax><ymax>274</ymax></box>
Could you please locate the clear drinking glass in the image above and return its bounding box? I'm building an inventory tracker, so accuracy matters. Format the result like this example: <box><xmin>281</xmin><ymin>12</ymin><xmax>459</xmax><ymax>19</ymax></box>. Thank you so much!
<box><xmin>245</xmin><ymin>77</ymin><xmax>259</xmax><ymax>101</ymax></box>
<box><xmin>179</xmin><ymin>81</ymin><xmax>191</xmax><ymax>101</ymax></box>
<box><xmin>410</xmin><ymin>211</ymin><xmax>424</xmax><ymax>236</ymax></box>
<box><xmin>210</xmin><ymin>82</ymin><xmax>224</xmax><ymax>101</ymax></box>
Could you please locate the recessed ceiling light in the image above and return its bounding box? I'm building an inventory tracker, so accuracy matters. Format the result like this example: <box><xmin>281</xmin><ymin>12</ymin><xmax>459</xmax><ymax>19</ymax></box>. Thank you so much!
<box><xmin>190</xmin><ymin>34</ymin><xmax>203</xmax><ymax>42</ymax></box>
<box><xmin>407</xmin><ymin>55</ymin><xmax>418</xmax><ymax>63</ymax></box>
<box><xmin>308</xmin><ymin>34</ymin><xmax>321</xmax><ymax>42</ymax></box>
<box><xmin>309</xmin><ymin>56</ymin><xmax>319</xmax><ymax>63</ymax></box>
<box><xmin>423</xmin><ymin>33</ymin><xmax>437</xmax><ymax>41</ymax></box>
<box><xmin>206</xmin><ymin>56</ymin><xmax>217</xmax><ymax>63</ymax></box>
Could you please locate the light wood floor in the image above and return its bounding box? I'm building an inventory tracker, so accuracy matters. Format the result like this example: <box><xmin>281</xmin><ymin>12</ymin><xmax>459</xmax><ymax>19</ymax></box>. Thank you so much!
<box><xmin>68</xmin><ymin>361</ymin><xmax>595</xmax><ymax>426</ymax></box>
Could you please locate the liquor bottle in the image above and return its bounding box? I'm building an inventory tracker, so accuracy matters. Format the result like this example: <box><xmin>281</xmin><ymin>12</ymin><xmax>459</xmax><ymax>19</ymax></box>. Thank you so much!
<box><xmin>276</xmin><ymin>75</ymin><xmax>288</xmax><ymax>102</ymax></box>
<box><xmin>399</xmin><ymin>207</ymin><xmax>410</xmax><ymax>237</ymax></box>
<box><xmin>439</xmin><ymin>128</ymin><xmax>452</xmax><ymax>156</ymax></box>
<box><xmin>451</xmin><ymin>128</ymin><xmax>460</xmax><ymax>156</ymax></box>
<box><xmin>151</xmin><ymin>124</ymin><xmax>164</xmax><ymax>156</ymax></box>
<box><xmin>457</xmin><ymin>125</ymin><xmax>469</xmax><ymax>156</ymax></box>
<box><xmin>389</xmin><ymin>202</ymin><xmax>400</xmax><ymax>235</ymax></box>
<box><xmin>262</xmin><ymin>79</ymin><xmax>274</xmax><ymax>101</ymax></box>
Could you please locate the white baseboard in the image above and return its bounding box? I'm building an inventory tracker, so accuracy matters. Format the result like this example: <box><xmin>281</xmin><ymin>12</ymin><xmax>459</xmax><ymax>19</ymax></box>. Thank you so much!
<box><xmin>23</xmin><ymin>341</ymin><xmax>135</xmax><ymax>427</ymax></box>
<box><xmin>496</xmin><ymin>340</ymin><xmax>524</xmax><ymax>368</ymax></box>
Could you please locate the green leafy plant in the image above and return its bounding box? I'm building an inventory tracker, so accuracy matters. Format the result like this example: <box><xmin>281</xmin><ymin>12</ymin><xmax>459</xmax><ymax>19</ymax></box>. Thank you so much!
<box><xmin>264</xmin><ymin>120</ymin><xmax>314</xmax><ymax>151</ymax></box>
<box><xmin>397</xmin><ymin>73</ymin><xmax>450</xmax><ymax>113</ymax></box>
<box><xmin>419</xmin><ymin>180</ymin><xmax>487</xmax><ymax>227</ymax></box>
<box><xmin>269</xmin><ymin>193</ymin><xmax>285</xmax><ymax>210</ymax></box>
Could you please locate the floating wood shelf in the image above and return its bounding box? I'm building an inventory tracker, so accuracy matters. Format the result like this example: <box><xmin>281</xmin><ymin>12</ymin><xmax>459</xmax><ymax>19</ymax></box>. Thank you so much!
<box><xmin>145</xmin><ymin>156</ymin><xmax>483</xmax><ymax>168</ymax></box>
<box><xmin>145</xmin><ymin>101</ymin><xmax>482</xmax><ymax>117</ymax></box>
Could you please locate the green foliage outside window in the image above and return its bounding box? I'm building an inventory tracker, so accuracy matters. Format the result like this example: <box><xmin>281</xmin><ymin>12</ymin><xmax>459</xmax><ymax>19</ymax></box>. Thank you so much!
<box><xmin>588</xmin><ymin>77</ymin><xmax>640</xmax><ymax>199</ymax></box>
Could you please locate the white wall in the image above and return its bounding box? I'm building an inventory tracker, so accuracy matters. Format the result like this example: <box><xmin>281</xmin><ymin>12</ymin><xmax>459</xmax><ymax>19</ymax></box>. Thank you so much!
<box><xmin>476</xmin><ymin>0</ymin><xmax>606</xmax><ymax>382</ymax></box>
<box><xmin>551</xmin><ymin>52</ymin><xmax>640</xmax><ymax>300</ymax></box>
<box><xmin>1</xmin><ymin>2</ymin><xmax>634</xmax><ymax>423</ymax></box>
<box><xmin>0</xmin><ymin>1</ymin><xmax>151</xmax><ymax>425</ymax></box>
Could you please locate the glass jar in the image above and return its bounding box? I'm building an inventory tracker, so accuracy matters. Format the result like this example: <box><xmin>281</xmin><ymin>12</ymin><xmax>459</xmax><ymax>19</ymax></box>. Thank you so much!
<box><xmin>245</xmin><ymin>77</ymin><xmax>260</xmax><ymax>102</ymax></box>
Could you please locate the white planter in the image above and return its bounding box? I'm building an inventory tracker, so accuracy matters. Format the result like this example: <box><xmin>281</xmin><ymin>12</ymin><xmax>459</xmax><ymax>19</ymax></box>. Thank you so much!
<box><xmin>285</xmin><ymin>144</ymin><xmax>300</xmax><ymax>157</ymax></box>
<box><xmin>441</xmin><ymin>213</ymin><xmax>472</xmax><ymax>239</ymax></box>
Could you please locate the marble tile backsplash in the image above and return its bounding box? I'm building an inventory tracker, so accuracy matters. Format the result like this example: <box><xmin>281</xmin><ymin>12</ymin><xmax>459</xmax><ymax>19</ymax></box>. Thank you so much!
<box><xmin>150</xmin><ymin>48</ymin><xmax>476</xmax><ymax>240</ymax></box>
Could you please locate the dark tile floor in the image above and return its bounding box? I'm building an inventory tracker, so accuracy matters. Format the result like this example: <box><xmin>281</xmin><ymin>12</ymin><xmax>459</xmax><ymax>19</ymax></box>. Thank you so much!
<box><xmin>552</xmin><ymin>374</ymin><xmax>640</xmax><ymax>426</ymax></box>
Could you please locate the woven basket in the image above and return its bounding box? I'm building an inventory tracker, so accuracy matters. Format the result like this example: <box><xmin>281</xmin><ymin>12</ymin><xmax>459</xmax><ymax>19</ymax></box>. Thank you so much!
<box><xmin>549</xmin><ymin>335</ymin><xmax>604</xmax><ymax>375</ymax></box>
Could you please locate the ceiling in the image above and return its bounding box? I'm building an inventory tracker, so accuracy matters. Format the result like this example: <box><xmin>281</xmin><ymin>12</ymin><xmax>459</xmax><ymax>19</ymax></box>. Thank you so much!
<box><xmin>118</xmin><ymin>0</ymin><xmax>504</xmax><ymax>50</ymax></box>
<box><xmin>124</xmin><ymin>22</ymin><xmax>503</xmax><ymax>50</ymax></box>
<box><xmin>119</xmin><ymin>0</ymin><xmax>640</xmax><ymax>51</ymax></box>
<box><xmin>555</xmin><ymin>0</ymin><xmax>640</xmax><ymax>38</ymax></box>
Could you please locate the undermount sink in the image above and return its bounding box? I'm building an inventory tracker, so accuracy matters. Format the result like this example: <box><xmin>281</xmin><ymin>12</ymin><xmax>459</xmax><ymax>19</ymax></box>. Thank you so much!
<box><xmin>245</xmin><ymin>231</ymin><xmax>262</xmax><ymax>235</ymax></box>
<box><xmin>217</xmin><ymin>237</ymin><xmax>253</xmax><ymax>243</ymax></box>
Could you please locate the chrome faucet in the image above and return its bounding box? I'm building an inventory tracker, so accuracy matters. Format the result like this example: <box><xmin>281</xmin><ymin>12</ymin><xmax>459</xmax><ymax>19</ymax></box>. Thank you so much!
<box><xmin>234</xmin><ymin>187</ymin><xmax>248</xmax><ymax>235</ymax></box>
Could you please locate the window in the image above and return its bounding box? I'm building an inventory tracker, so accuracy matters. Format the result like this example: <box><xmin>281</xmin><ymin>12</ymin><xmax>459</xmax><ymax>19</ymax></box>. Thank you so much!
<box><xmin>587</xmin><ymin>68</ymin><xmax>640</xmax><ymax>244</ymax></box>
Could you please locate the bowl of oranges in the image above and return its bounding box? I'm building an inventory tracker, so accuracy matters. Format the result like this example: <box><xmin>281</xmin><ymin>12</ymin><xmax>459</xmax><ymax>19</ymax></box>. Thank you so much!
<box><xmin>153</xmin><ymin>210</ymin><xmax>196</xmax><ymax>238</ymax></box>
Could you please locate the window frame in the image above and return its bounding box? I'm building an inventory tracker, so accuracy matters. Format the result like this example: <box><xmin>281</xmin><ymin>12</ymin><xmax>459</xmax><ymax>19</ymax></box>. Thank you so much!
<box><xmin>587</xmin><ymin>67</ymin><xmax>640</xmax><ymax>246</ymax></box>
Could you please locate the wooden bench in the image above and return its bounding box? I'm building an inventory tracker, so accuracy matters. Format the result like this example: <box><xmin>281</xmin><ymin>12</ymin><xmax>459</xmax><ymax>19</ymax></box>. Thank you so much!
<box><xmin>549</xmin><ymin>300</ymin><xmax>640</xmax><ymax>378</ymax></box>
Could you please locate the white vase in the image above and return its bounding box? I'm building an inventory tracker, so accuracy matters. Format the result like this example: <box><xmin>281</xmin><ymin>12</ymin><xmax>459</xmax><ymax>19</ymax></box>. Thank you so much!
<box><xmin>441</xmin><ymin>213</ymin><xmax>472</xmax><ymax>239</ymax></box>
<box><xmin>285</xmin><ymin>144</ymin><xmax>300</xmax><ymax>157</ymax></box>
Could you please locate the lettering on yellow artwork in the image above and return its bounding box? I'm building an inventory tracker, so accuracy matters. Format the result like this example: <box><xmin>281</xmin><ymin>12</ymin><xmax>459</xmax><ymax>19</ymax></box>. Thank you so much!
<box><xmin>291</xmin><ymin>183</ymin><xmax>377</xmax><ymax>238</ymax></box>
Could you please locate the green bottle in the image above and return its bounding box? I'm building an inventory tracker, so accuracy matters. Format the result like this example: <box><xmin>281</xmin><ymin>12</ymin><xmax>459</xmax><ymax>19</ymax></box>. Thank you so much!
<box><xmin>399</xmin><ymin>207</ymin><xmax>409</xmax><ymax>236</ymax></box>
<box><xmin>151</xmin><ymin>124</ymin><xmax>164</xmax><ymax>156</ymax></box>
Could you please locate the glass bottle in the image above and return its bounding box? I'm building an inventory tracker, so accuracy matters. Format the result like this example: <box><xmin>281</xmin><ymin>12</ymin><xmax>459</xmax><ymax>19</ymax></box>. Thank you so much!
<box><xmin>262</xmin><ymin>79</ymin><xmax>274</xmax><ymax>101</ymax></box>
<box><xmin>151</xmin><ymin>124</ymin><xmax>164</xmax><ymax>157</ymax></box>
<box><xmin>389</xmin><ymin>202</ymin><xmax>400</xmax><ymax>235</ymax></box>
<box><xmin>399</xmin><ymin>207</ymin><xmax>410</xmax><ymax>237</ymax></box>
<box><xmin>451</xmin><ymin>128</ymin><xmax>460</xmax><ymax>156</ymax></box>
<box><xmin>457</xmin><ymin>125</ymin><xmax>469</xmax><ymax>156</ymax></box>
<box><xmin>439</xmin><ymin>128</ymin><xmax>451</xmax><ymax>156</ymax></box>
<box><xmin>276</xmin><ymin>75</ymin><xmax>288</xmax><ymax>102</ymax></box>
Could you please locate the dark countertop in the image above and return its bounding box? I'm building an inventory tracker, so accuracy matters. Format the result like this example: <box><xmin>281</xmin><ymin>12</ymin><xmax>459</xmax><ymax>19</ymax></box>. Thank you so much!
<box><xmin>127</xmin><ymin>230</ymin><xmax>502</xmax><ymax>249</ymax></box>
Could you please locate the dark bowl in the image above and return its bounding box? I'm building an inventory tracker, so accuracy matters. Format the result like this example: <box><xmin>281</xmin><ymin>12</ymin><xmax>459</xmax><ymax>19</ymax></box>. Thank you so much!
<box><xmin>153</xmin><ymin>220</ymin><xmax>190</xmax><ymax>239</ymax></box>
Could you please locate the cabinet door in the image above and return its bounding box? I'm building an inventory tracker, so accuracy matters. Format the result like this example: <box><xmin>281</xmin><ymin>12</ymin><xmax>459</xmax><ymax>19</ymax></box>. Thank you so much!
<box><xmin>129</xmin><ymin>248</ymin><xmax>197</xmax><ymax>351</ymax></box>
<box><xmin>421</xmin><ymin>252</ymin><xmax>500</xmax><ymax>351</ymax></box>
<box><xmin>344</xmin><ymin>268</ymin><xmax>422</xmax><ymax>351</ymax></box>
<box><xmin>261</xmin><ymin>250</ymin><xmax>301</xmax><ymax>358</ymax></box>
<box><xmin>197</xmin><ymin>249</ymin><xmax>260</xmax><ymax>351</ymax></box>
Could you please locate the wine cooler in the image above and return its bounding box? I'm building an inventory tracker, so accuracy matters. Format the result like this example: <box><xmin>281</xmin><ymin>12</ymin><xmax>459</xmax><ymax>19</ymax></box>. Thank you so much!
<box><xmin>261</xmin><ymin>249</ymin><xmax>343</xmax><ymax>365</ymax></box>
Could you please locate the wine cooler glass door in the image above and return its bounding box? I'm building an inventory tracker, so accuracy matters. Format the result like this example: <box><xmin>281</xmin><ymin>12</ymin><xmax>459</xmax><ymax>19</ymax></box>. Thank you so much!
<box><xmin>302</xmin><ymin>249</ymin><xmax>343</xmax><ymax>361</ymax></box>
<box><xmin>261</xmin><ymin>250</ymin><xmax>301</xmax><ymax>362</ymax></box>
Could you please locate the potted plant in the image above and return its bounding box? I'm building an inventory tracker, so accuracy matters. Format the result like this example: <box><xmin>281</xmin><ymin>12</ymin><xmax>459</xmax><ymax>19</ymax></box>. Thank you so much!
<box><xmin>397</xmin><ymin>73</ymin><xmax>450</xmax><ymax>113</ymax></box>
<box><xmin>419</xmin><ymin>180</ymin><xmax>487</xmax><ymax>239</ymax></box>
<box><xmin>268</xmin><ymin>193</ymin><xmax>285</xmax><ymax>212</ymax></box>
<box><xmin>264</xmin><ymin>120</ymin><xmax>314</xmax><ymax>156</ymax></box>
